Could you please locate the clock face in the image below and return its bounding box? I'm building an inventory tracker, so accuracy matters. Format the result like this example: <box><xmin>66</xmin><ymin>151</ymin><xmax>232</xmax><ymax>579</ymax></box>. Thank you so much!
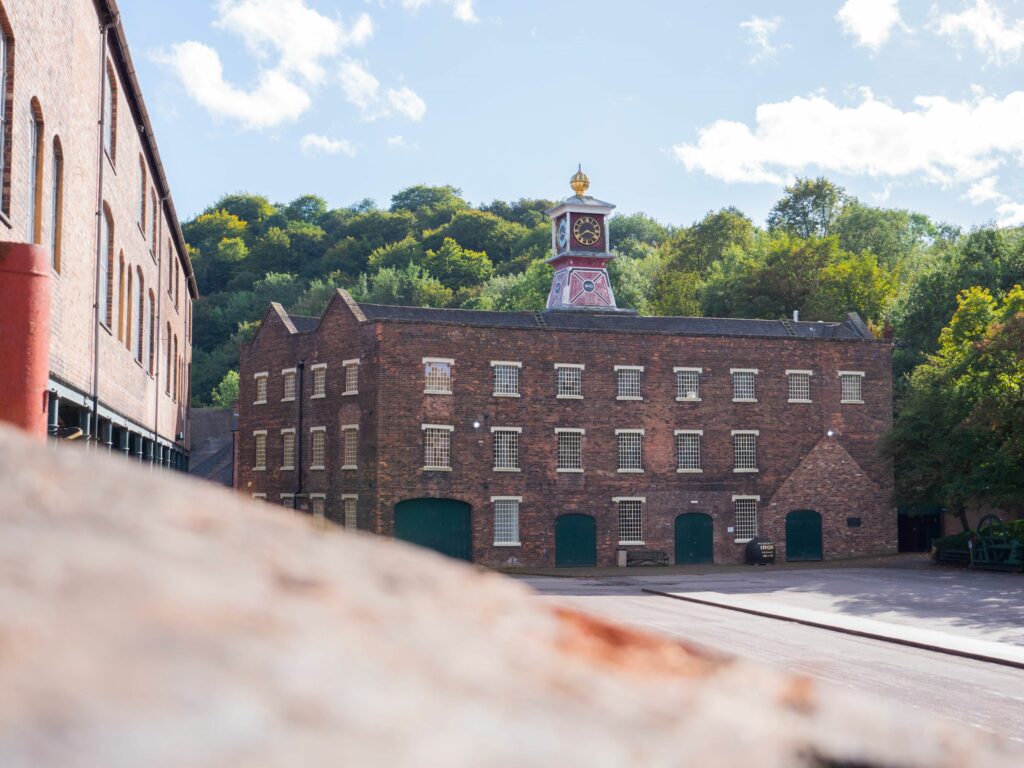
<box><xmin>557</xmin><ymin>218</ymin><xmax>569</xmax><ymax>249</ymax></box>
<box><xmin>573</xmin><ymin>215</ymin><xmax>601</xmax><ymax>246</ymax></box>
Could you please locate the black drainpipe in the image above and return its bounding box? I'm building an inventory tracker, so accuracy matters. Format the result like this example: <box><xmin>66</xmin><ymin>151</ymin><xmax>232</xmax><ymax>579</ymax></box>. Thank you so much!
<box><xmin>296</xmin><ymin>360</ymin><xmax>305</xmax><ymax>506</ymax></box>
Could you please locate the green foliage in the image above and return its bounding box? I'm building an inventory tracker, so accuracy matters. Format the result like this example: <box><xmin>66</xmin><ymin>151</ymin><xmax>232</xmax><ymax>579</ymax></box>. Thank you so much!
<box><xmin>283</xmin><ymin>194</ymin><xmax>328</xmax><ymax>225</ymax></box>
<box><xmin>470</xmin><ymin>259</ymin><xmax>553</xmax><ymax>311</ymax></box>
<box><xmin>662</xmin><ymin>207</ymin><xmax>754</xmax><ymax>277</ymax></box>
<box><xmin>767</xmin><ymin>177</ymin><xmax>849</xmax><ymax>239</ymax></box>
<box><xmin>368</xmin><ymin>235</ymin><xmax>426</xmax><ymax>271</ymax></box>
<box><xmin>422</xmin><ymin>209</ymin><xmax>529</xmax><ymax>265</ymax></box>
<box><xmin>423</xmin><ymin>237</ymin><xmax>494</xmax><ymax>289</ymax></box>
<box><xmin>210</xmin><ymin>370</ymin><xmax>240</xmax><ymax>408</ymax></box>
<box><xmin>355</xmin><ymin>262</ymin><xmax>453</xmax><ymax>308</ymax></box>
<box><xmin>206</xmin><ymin>193</ymin><xmax>277</xmax><ymax>227</ymax></box>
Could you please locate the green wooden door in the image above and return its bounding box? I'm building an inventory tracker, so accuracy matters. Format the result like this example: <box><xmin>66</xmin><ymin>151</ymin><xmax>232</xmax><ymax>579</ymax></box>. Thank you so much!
<box><xmin>675</xmin><ymin>513</ymin><xmax>714</xmax><ymax>565</ymax></box>
<box><xmin>394</xmin><ymin>498</ymin><xmax>472</xmax><ymax>561</ymax></box>
<box><xmin>786</xmin><ymin>509</ymin><xmax>823</xmax><ymax>562</ymax></box>
<box><xmin>555</xmin><ymin>514</ymin><xmax>596</xmax><ymax>567</ymax></box>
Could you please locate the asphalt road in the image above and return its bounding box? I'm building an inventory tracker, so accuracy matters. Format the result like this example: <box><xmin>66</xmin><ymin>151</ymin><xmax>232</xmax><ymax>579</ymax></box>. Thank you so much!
<box><xmin>522</xmin><ymin>575</ymin><xmax>1024</xmax><ymax>744</ymax></box>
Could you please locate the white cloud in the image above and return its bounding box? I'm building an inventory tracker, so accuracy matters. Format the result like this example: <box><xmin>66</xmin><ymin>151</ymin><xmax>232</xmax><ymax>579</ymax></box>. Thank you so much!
<box><xmin>401</xmin><ymin>0</ymin><xmax>478</xmax><ymax>23</ymax></box>
<box><xmin>386</xmin><ymin>135</ymin><xmax>418</xmax><ymax>150</ymax></box>
<box><xmin>673</xmin><ymin>88</ymin><xmax>1024</xmax><ymax>226</ymax></box>
<box><xmin>300</xmin><ymin>133</ymin><xmax>357</xmax><ymax>156</ymax></box>
<box><xmin>965</xmin><ymin>175</ymin><xmax>1006</xmax><ymax>204</ymax></box>
<box><xmin>155</xmin><ymin>41</ymin><xmax>310</xmax><ymax>129</ymax></box>
<box><xmin>995</xmin><ymin>200</ymin><xmax>1024</xmax><ymax>225</ymax></box>
<box><xmin>837</xmin><ymin>0</ymin><xmax>903</xmax><ymax>50</ymax></box>
<box><xmin>934</xmin><ymin>0</ymin><xmax>1024</xmax><ymax>65</ymax></box>
<box><xmin>387</xmin><ymin>86</ymin><xmax>427</xmax><ymax>121</ymax></box>
<box><xmin>739</xmin><ymin>16</ymin><xmax>783</xmax><ymax>63</ymax></box>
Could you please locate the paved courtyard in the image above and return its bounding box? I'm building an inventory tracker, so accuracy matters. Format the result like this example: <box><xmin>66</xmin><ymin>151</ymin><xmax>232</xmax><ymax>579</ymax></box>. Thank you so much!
<box><xmin>519</xmin><ymin>565</ymin><xmax>1024</xmax><ymax>744</ymax></box>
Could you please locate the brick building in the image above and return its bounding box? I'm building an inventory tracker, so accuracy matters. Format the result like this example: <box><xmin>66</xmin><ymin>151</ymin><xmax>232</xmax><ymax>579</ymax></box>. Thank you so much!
<box><xmin>237</xmin><ymin>172</ymin><xmax>896</xmax><ymax>567</ymax></box>
<box><xmin>0</xmin><ymin>0</ymin><xmax>196</xmax><ymax>467</ymax></box>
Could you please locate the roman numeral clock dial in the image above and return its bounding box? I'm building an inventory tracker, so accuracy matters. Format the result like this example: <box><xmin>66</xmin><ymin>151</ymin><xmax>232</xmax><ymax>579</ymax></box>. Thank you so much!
<box><xmin>573</xmin><ymin>215</ymin><xmax>601</xmax><ymax>246</ymax></box>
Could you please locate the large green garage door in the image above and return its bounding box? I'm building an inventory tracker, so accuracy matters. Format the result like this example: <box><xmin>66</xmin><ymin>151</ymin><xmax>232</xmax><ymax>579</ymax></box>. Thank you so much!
<box><xmin>675</xmin><ymin>513</ymin><xmax>714</xmax><ymax>565</ymax></box>
<box><xmin>394</xmin><ymin>499</ymin><xmax>472</xmax><ymax>561</ymax></box>
<box><xmin>555</xmin><ymin>514</ymin><xmax>596</xmax><ymax>567</ymax></box>
<box><xmin>786</xmin><ymin>509</ymin><xmax>823</xmax><ymax>562</ymax></box>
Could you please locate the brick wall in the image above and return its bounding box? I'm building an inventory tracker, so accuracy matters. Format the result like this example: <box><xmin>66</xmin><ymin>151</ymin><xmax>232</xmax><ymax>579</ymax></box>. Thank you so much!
<box><xmin>239</xmin><ymin>291</ymin><xmax>896</xmax><ymax>567</ymax></box>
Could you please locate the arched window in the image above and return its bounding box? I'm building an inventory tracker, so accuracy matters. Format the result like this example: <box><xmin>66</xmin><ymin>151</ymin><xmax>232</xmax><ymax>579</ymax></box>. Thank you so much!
<box><xmin>138</xmin><ymin>155</ymin><xmax>146</xmax><ymax>226</ymax></box>
<box><xmin>165</xmin><ymin>322</ymin><xmax>172</xmax><ymax>394</ymax></box>
<box><xmin>125</xmin><ymin>265</ymin><xmax>133</xmax><ymax>352</ymax></box>
<box><xmin>150</xmin><ymin>190</ymin><xmax>157</xmax><ymax>251</ymax></box>
<box><xmin>99</xmin><ymin>206</ymin><xmax>113</xmax><ymax>328</ymax></box>
<box><xmin>172</xmin><ymin>334</ymin><xmax>178</xmax><ymax>402</ymax></box>
<box><xmin>50</xmin><ymin>137</ymin><xmax>63</xmax><ymax>271</ymax></box>
<box><xmin>0</xmin><ymin>12</ymin><xmax>13</xmax><ymax>217</ymax></box>
<box><xmin>103</xmin><ymin>61</ymin><xmax>116</xmax><ymax>162</ymax></box>
<box><xmin>134</xmin><ymin>268</ymin><xmax>144</xmax><ymax>362</ymax></box>
<box><xmin>146</xmin><ymin>290</ymin><xmax>155</xmax><ymax>374</ymax></box>
<box><xmin>116</xmin><ymin>251</ymin><xmax>125</xmax><ymax>341</ymax></box>
<box><xmin>174</xmin><ymin>263</ymin><xmax>180</xmax><ymax>310</ymax></box>
<box><xmin>27</xmin><ymin>98</ymin><xmax>43</xmax><ymax>243</ymax></box>
<box><xmin>167</xmin><ymin>241</ymin><xmax>173</xmax><ymax>296</ymax></box>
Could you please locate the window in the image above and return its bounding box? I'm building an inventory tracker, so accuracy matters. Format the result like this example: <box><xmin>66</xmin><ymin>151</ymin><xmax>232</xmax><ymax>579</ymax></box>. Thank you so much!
<box><xmin>342</xmin><ymin>495</ymin><xmax>358</xmax><ymax>529</ymax></box>
<box><xmin>172</xmin><ymin>335</ymin><xmax>178</xmax><ymax>401</ymax></box>
<box><xmin>253</xmin><ymin>372</ymin><xmax>268</xmax><ymax>404</ymax></box>
<box><xmin>151</xmin><ymin>190</ymin><xmax>158</xmax><ymax>252</ymax></box>
<box><xmin>310</xmin><ymin>427</ymin><xmax>326</xmax><ymax>470</ymax></box>
<box><xmin>134</xmin><ymin>269</ymin><xmax>144</xmax><ymax>362</ymax></box>
<box><xmin>138</xmin><ymin>156</ymin><xmax>146</xmax><ymax>226</ymax></box>
<box><xmin>733</xmin><ymin>496</ymin><xmax>759</xmax><ymax>543</ymax></box>
<box><xmin>616</xmin><ymin>429</ymin><xmax>644</xmax><ymax>472</ymax></box>
<box><xmin>675</xmin><ymin>430</ymin><xmax>702</xmax><ymax>472</ymax></box>
<box><xmin>840</xmin><ymin>371</ymin><xmax>865</xmax><ymax>403</ymax></box>
<box><xmin>731</xmin><ymin>369</ymin><xmax>757</xmax><ymax>402</ymax></box>
<box><xmin>732</xmin><ymin>430</ymin><xmax>759</xmax><ymax>472</ymax></box>
<box><xmin>282</xmin><ymin>368</ymin><xmax>297</xmax><ymax>401</ymax></box>
<box><xmin>27</xmin><ymin>103</ymin><xmax>42</xmax><ymax>244</ymax></box>
<box><xmin>99</xmin><ymin>207</ymin><xmax>113</xmax><ymax>328</ymax></box>
<box><xmin>342</xmin><ymin>425</ymin><xmax>358</xmax><ymax>469</ymax></box>
<box><xmin>174</xmin><ymin>263</ymin><xmax>180</xmax><ymax>310</ymax></box>
<box><xmin>556</xmin><ymin>428</ymin><xmax>584</xmax><ymax>472</ymax></box>
<box><xmin>280</xmin><ymin>494</ymin><xmax>295</xmax><ymax>510</ymax></box>
<box><xmin>555</xmin><ymin>363</ymin><xmax>583</xmax><ymax>399</ymax></box>
<box><xmin>310</xmin><ymin>495</ymin><xmax>326</xmax><ymax>519</ymax></box>
<box><xmin>615</xmin><ymin>365</ymin><xmax>643</xmax><ymax>400</ymax></box>
<box><xmin>125</xmin><ymin>266</ymin><xmax>133</xmax><ymax>352</ymax></box>
<box><xmin>423</xmin><ymin>424</ymin><xmax>453</xmax><ymax>470</ymax></box>
<box><xmin>281</xmin><ymin>429</ymin><xmax>295</xmax><ymax>470</ymax></box>
<box><xmin>167</xmin><ymin>242</ymin><xmax>173</xmax><ymax>296</ymax></box>
<box><xmin>492</xmin><ymin>361</ymin><xmax>521</xmax><ymax>397</ymax></box>
<box><xmin>165</xmin><ymin>322</ymin><xmax>172</xmax><ymax>394</ymax></box>
<box><xmin>787</xmin><ymin>370</ymin><xmax>812</xmax><ymax>403</ymax></box>
<box><xmin>616</xmin><ymin>497</ymin><xmax>645</xmax><ymax>545</ymax></box>
<box><xmin>253</xmin><ymin>431</ymin><xmax>267</xmax><ymax>470</ymax></box>
<box><xmin>311</xmin><ymin>363</ymin><xmax>327</xmax><ymax>398</ymax></box>
<box><xmin>0</xmin><ymin>24</ymin><xmax>11</xmax><ymax>215</ymax></box>
<box><xmin>424</xmin><ymin>357</ymin><xmax>453</xmax><ymax>394</ymax></box>
<box><xmin>492</xmin><ymin>427</ymin><xmax>521</xmax><ymax>471</ymax></box>
<box><xmin>343</xmin><ymin>359</ymin><xmax>359</xmax><ymax>394</ymax></box>
<box><xmin>50</xmin><ymin>137</ymin><xmax>63</xmax><ymax>271</ymax></box>
<box><xmin>493</xmin><ymin>497</ymin><xmax>521</xmax><ymax>546</ymax></box>
<box><xmin>116</xmin><ymin>252</ymin><xmax>125</xmax><ymax>340</ymax></box>
<box><xmin>145</xmin><ymin>291</ymin><xmax>155</xmax><ymax>374</ymax></box>
<box><xmin>103</xmin><ymin>62</ymin><xmax>116</xmax><ymax>162</ymax></box>
<box><xmin>674</xmin><ymin>367</ymin><xmax>701</xmax><ymax>401</ymax></box>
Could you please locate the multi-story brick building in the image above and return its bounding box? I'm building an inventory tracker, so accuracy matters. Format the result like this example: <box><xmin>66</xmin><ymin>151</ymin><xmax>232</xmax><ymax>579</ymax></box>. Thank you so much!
<box><xmin>237</xmin><ymin>172</ymin><xmax>896</xmax><ymax>567</ymax></box>
<box><xmin>0</xmin><ymin>0</ymin><xmax>195</xmax><ymax>468</ymax></box>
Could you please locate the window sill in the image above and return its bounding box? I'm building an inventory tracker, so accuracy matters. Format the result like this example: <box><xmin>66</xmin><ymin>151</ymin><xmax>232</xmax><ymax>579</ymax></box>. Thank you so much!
<box><xmin>493</xmin><ymin>467</ymin><xmax>521</xmax><ymax>473</ymax></box>
<box><xmin>281</xmin><ymin>397</ymin><xmax>295</xmax><ymax>403</ymax></box>
<box><xmin>423</xmin><ymin>466</ymin><xmax>452</xmax><ymax>472</ymax></box>
<box><xmin>556</xmin><ymin>394</ymin><xmax>583</xmax><ymax>400</ymax></box>
<box><xmin>733</xmin><ymin>468</ymin><xmax>759</xmax><ymax>473</ymax></box>
<box><xmin>310</xmin><ymin>394</ymin><xmax>325</xmax><ymax>399</ymax></box>
<box><xmin>557</xmin><ymin>468</ymin><xmax>584</xmax><ymax>473</ymax></box>
<box><xmin>677</xmin><ymin>468</ymin><xmax>703</xmax><ymax>474</ymax></box>
<box><xmin>281</xmin><ymin>466</ymin><xmax>294</xmax><ymax>471</ymax></box>
<box><xmin>734</xmin><ymin>538</ymin><xmax>753</xmax><ymax>544</ymax></box>
<box><xmin>493</xmin><ymin>392</ymin><xmax>521</xmax><ymax>398</ymax></box>
<box><xmin>341</xmin><ymin>465</ymin><xmax>357</xmax><ymax>471</ymax></box>
<box><xmin>676</xmin><ymin>396</ymin><xmax>702</xmax><ymax>402</ymax></box>
<box><xmin>618</xmin><ymin>541</ymin><xmax>646</xmax><ymax>546</ymax></box>
<box><xmin>310</xmin><ymin>465</ymin><xmax>325</xmax><ymax>471</ymax></box>
<box><xmin>253</xmin><ymin>466</ymin><xmax>266</xmax><ymax>472</ymax></box>
<box><xmin>616</xmin><ymin>396</ymin><xmax>643</xmax><ymax>401</ymax></box>
<box><xmin>617</xmin><ymin>468</ymin><xmax>644</xmax><ymax>474</ymax></box>
<box><xmin>99</xmin><ymin>322</ymin><xmax>112</xmax><ymax>336</ymax></box>
<box><xmin>841</xmin><ymin>400</ymin><xmax>865</xmax><ymax>405</ymax></box>
<box><xmin>137</xmin><ymin>221</ymin><xmax>146</xmax><ymax>238</ymax></box>
<box><xmin>253</xmin><ymin>400</ymin><xmax>266</xmax><ymax>406</ymax></box>
<box><xmin>732</xmin><ymin>398</ymin><xmax>757</xmax><ymax>403</ymax></box>
<box><xmin>788</xmin><ymin>399</ymin><xmax>812</xmax><ymax>404</ymax></box>
<box><xmin>494</xmin><ymin>541</ymin><xmax>521</xmax><ymax>547</ymax></box>
<box><xmin>342</xmin><ymin>390</ymin><xmax>358</xmax><ymax>396</ymax></box>
<box><xmin>424</xmin><ymin>390</ymin><xmax>452</xmax><ymax>396</ymax></box>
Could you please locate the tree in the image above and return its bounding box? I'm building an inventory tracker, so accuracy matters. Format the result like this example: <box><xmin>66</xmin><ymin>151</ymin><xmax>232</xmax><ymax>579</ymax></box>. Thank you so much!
<box><xmin>390</xmin><ymin>184</ymin><xmax>468</xmax><ymax>228</ymax></box>
<box><xmin>356</xmin><ymin>262</ymin><xmax>453</xmax><ymax>307</ymax></box>
<box><xmin>469</xmin><ymin>259</ymin><xmax>553</xmax><ymax>311</ymax></box>
<box><xmin>206</xmin><ymin>193</ymin><xmax>276</xmax><ymax>227</ymax></box>
<box><xmin>835</xmin><ymin>202</ymin><xmax>934</xmax><ymax>270</ymax></box>
<box><xmin>367</xmin><ymin>235</ymin><xmax>426</xmax><ymax>271</ymax></box>
<box><xmin>767</xmin><ymin>177</ymin><xmax>849</xmax><ymax>239</ymax></box>
<box><xmin>660</xmin><ymin>207</ymin><xmax>754</xmax><ymax>277</ymax></box>
<box><xmin>210</xmin><ymin>370</ymin><xmax>240</xmax><ymax>408</ymax></box>
<box><xmin>422</xmin><ymin>209</ymin><xmax>528</xmax><ymax>265</ymax></box>
<box><xmin>423</xmin><ymin>237</ymin><xmax>493</xmax><ymax>289</ymax></box>
<box><xmin>804</xmin><ymin>251</ymin><xmax>895</xmax><ymax>323</ymax></box>
<box><xmin>283</xmin><ymin>194</ymin><xmax>328</xmax><ymax>225</ymax></box>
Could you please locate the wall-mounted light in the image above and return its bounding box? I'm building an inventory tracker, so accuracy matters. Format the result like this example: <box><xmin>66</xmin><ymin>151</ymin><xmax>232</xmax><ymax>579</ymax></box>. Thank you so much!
<box><xmin>827</xmin><ymin>429</ymin><xmax>835</xmax><ymax>437</ymax></box>
<box><xmin>473</xmin><ymin>420</ymin><xmax>481</xmax><ymax>429</ymax></box>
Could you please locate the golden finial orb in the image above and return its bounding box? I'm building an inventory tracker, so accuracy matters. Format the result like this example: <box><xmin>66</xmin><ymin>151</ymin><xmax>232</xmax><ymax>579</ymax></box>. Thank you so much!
<box><xmin>569</xmin><ymin>164</ymin><xmax>590</xmax><ymax>197</ymax></box>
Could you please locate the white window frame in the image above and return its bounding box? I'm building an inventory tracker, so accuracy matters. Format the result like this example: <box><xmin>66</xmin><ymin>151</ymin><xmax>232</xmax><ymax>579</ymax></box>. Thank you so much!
<box><xmin>309</xmin><ymin>493</ymin><xmax>326</xmax><ymax>519</ymax></box>
<box><xmin>555</xmin><ymin>428</ymin><xmax>585</xmax><ymax>473</ymax></box>
<box><xmin>309</xmin><ymin>426</ymin><xmax>326</xmax><ymax>471</ymax></box>
<box><xmin>614</xmin><ymin>365</ymin><xmax>644</xmax><ymax>401</ymax></box>
<box><xmin>786</xmin><ymin>369</ymin><xmax>813</xmax><ymax>404</ymax></box>
<box><xmin>253</xmin><ymin>430</ymin><xmax>267</xmax><ymax>472</ymax></box>
<box><xmin>555</xmin><ymin>363</ymin><xmax>584</xmax><ymax>399</ymax></box>
<box><xmin>674</xmin><ymin>429</ymin><xmax>703</xmax><ymax>473</ymax></box>
<box><xmin>491</xmin><ymin>426</ymin><xmax>522</xmax><ymax>472</ymax></box>
<box><xmin>839</xmin><ymin>371</ymin><xmax>865</xmax><ymax>404</ymax></box>
<box><xmin>731</xmin><ymin>368</ymin><xmax>758</xmax><ymax>402</ymax></box>
<box><xmin>491</xmin><ymin>360</ymin><xmax>522</xmax><ymax>398</ymax></box>
<box><xmin>342</xmin><ymin>358</ymin><xmax>359</xmax><ymax>396</ymax></box>
<box><xmin>492</xmin><ymin>495</ymin><xmax>522</xmax><ymax>547</ymax></box>
<box><xmin>423</xmin><ymin>357</ymin><xmax>454</xmax><ymax>395</ymax></box>
<box><xmin>280</xmin><ymin>493</ymin><xmax>295</xmax><ymax>510</ymax></box>
<box><xmin>674</xmin><ymin>367</ymin><xmax>702</xmax><ymax>402</ymax></box>
<box><xmin>310</xmin><ymin>363</ymin><xmax>327</xmax><ymax>399</ymax></box>
<box><xmin>731</xmin><ymin>429</ymin><xmax>759</xmax><ymax>473</ymax></box>
<box><xmin>422</xmin><ymin>424</ymin><xmax>454</xmax><ymax>471</ymax></box>
<box><xmin>341</xmin><ymin>424</ymin><xmax>359</xmax><ymax>470</ymax></box>
<box><xmin>341</xmin><ymin>494</ymin><xmax>358</xmax><ymax>529</ymax></box>
<box><xmin>615</xmin><ymin>428</ymin><xmax>645</xmax><ymax>473</ymax></box>
<box><xmin>732</xmin><ymin>494</ymin><xmax>760</xmax><ymax>544</ymax></box>
<box><xmin>281</xmin><ymin>367</ymin><xmax>297</xmax><ymax>402</ymax></box>
<box><xmin>280</xmin><ymin>427</ymin><xmax>296</xmax><ymax>471</ymax></box>
<box><xmin>251</xmin><ymin>493</ymin><xmax>267</xmax><ymax>501</ymax></box>
<box><xmin>253</xmin><ymin>372</ymin><xmax>268</xmax><ymax>405</ymax></box>
<box><xmin>613</xmin><ymin>496</ymin><xmax>646</xmax><ymax>546</ymax></box>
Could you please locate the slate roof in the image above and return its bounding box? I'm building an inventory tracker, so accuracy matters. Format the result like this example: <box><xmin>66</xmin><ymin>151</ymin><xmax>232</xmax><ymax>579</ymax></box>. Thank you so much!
<box><xmin>289</xmin><ymin>315</ymin><xmax>321</xmax><ymax>332</ymax></box>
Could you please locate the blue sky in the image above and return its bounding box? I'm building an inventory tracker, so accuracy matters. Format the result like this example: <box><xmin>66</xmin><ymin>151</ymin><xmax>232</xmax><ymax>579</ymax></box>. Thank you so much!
<box><xmin>122</xmin><ymin>0</ymin><xmax>1024</xmax><ymax>229</ymax></box>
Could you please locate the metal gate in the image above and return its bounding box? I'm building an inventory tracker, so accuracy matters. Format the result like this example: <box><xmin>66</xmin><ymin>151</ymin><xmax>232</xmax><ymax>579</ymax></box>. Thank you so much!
<box><xmin>555</xmin><ymin>514</ymin><xmax>596</xmax><ymax>567</ymax></box>
<box><xmin>785</xmin><ymin>509</ymin><xmax>823</xmax><ymax>562</ymax></box>
<box><xmin>675</xmin><ymin>513</ymin><xmax>714</xmax><ymax>565</ymax></box>
<box><xmin>394</xmin><ymin>498</ymin><xmax>472</xmax><ymax>561</ymax></box>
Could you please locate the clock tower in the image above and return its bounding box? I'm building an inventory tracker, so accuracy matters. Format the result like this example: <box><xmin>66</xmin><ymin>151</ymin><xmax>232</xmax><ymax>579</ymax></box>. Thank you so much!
<box><xmin>545</xmin><ymin>166</ymin><xmax>627</xmax><ymax>312</ymax></box>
